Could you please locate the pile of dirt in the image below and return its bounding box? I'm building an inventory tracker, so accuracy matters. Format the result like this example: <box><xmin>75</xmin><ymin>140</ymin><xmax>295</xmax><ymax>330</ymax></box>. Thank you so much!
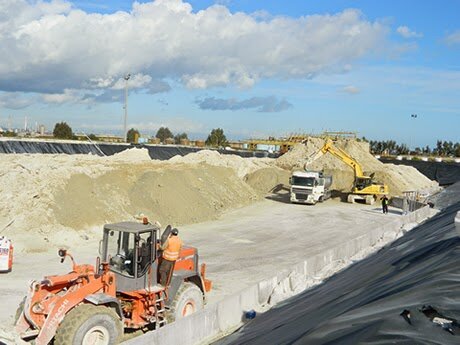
<box><xmin>276</xmin><ymin>137</ymin><xmax>438</xmax><ymax>196</ymax></box>
<box><xmin>244</xmin><ymin>168</ymin><xmax>291</xmax><ymax>194</ymax></box>
<box><xmin>0</xmin><ymin>149</ymin><xmax>285</xmax><ymax>253</ymax></box>
<box><xmin>0</xmin><ymin>141</ymin><xmax>439</xmax><ymax>253</ymax></box>
<box><xmin>168</xmin><ymin>150</ymin><xmax>273</xmax><ymax>178</ymax></box>
<box><xmin>111</xmin><ymin>147</ymin><xmax>152</xmax><ymax>162</ymax></box>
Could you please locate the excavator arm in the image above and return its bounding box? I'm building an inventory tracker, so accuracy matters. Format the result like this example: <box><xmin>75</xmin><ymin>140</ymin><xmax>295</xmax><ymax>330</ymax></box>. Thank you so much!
<box><xmin>304</xmin><ymin>139</ymin><xmax>388</xmax><ymax>202</ymax></box>
<box><xmin>305</xmin><ymin>139</ymin><xmax>366</xmax><ymax>178</ymax></box>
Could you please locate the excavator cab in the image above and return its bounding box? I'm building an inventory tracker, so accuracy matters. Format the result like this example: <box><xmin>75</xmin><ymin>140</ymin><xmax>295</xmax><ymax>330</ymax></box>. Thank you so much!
<box><xmin>355</xmin><ymin>176</ymin><xmax>373</xmax><ymax>191</ymax></box>
<box><xmin>102</xmin><ymin>222</ymin><xmax>160</xmax><ymax>292</ymax></box>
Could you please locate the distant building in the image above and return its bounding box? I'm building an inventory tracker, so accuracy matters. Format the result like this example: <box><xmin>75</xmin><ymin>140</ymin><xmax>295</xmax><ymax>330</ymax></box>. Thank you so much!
<box><xmin>191</xmin><ymin>140</ymin><xmax>205</xmax><ymax>147</ymax></box>
<box><xmin>97</xmin><ymin>134</ymin><xmax>124</xmax><ymax>143</ymax></box>
<box><xmin>148</xmin><ymin>137</ymin><xmax>161</xmax><ymax>144</ymax></box>
<box><xmin>73</xmin><ymin>133</ymin><xmax>124</xmax><ymax>143</ymax></box>
<box><xmin>179</xmin><ymin>138</ymin><xmax>190</xmax><ymax>146</ymax></box>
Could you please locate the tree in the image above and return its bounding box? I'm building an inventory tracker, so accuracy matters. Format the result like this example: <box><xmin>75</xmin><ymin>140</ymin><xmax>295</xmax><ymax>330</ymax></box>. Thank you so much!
<box><xmin>127</xmin><ymin>128</ymin><xmax>140</xmax><ymax>143</ymax></box>
<box><xmin>423</xmin><ymin>145</ymin><xmax>431</xmax><ymax>155</ymax></box>
<box><xmin>205</xmin><ymin>128</ymin><xmax>228</xmax><ymax>147</ymax></box>
<box><xmin>155</xmin><ymin>127</ymin><xmax>173</xmax><ymax>143</ymax></box>
<box><xmin>88</xmin><ymin>133</ymin><xmax>98</xmax><ymax>141</ymax></box>
<box><xmin>53</xmin><ymin>122</ymin><xmax>73</xmax><ymax>139</ymax></box>
<box><xmin>2</xmin><ymin>131</ymin><xmax>17</xmax><ymax>137</ymax></box>
<box><xmin>455</xmin><ymin>143</ymin><xmax>460</xmax><ymax>157</ymax></box>
<box><xmin>174</xmin><ymin>132</ymin><xmax>188</xmax><ymax>144</ymax></box>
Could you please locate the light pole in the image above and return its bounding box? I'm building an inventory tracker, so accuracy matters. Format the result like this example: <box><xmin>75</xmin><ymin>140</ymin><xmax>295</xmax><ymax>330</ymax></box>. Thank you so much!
<box><xmin>123</xmin><ymin>73</ymin><xmax>131</xmax><ymax>142</ymax></box>
<box><xmin>410</xmin><ymin>114</ymin><xmax>417</xmax><ymax>154</ymax></box>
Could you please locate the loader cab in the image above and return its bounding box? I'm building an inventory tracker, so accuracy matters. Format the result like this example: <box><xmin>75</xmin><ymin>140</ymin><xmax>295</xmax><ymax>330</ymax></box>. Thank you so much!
<box><xmin>101</xmin><ymin>222</ymin><xmax>160</xmax><ymax>292</ymax></box>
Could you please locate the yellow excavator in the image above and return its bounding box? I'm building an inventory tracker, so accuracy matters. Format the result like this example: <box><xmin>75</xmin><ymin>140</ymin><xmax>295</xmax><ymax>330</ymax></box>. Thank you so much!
<box><xmin>305</xmin><ymin>139</ymin><xmax>389</xmax><ymax>204</ymax></box>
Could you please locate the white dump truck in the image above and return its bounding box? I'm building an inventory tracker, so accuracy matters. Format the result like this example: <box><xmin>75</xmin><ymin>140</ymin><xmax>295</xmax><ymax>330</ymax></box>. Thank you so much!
<box><xmin>289</xmin><ymin>171</ymin><xmax>333</xmax><ymax>205</ymax></box>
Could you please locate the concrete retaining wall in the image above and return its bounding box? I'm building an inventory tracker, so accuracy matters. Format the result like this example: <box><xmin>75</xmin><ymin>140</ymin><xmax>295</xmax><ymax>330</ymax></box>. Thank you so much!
<box><xmin>123</xmin><ymin>206</ymin><xmax>437</xmax><ymax>345</ymax></box>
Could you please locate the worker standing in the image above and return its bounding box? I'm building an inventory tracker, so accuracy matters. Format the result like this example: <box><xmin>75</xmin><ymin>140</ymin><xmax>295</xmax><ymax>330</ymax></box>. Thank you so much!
<box><xmin>381</xmin><ymin>195</ymin><xmax>389</xmax><ymax>214</ymax></box>
<box><xmin>159</xmin><ymin>228</ymin><xmax>182</xmax><ymax>286</ymax></box>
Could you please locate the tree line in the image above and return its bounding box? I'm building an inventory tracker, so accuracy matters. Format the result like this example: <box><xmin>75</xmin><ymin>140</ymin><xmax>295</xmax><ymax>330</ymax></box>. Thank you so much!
<box><xmin>368</xmin><ymin>139</ymin><xmax>460</xmax><ymax>157</ymax></box>
<box><xmin>52</xmin><ymin>122</ymin><xmax>229</xmax><ymax>147</ymax></box>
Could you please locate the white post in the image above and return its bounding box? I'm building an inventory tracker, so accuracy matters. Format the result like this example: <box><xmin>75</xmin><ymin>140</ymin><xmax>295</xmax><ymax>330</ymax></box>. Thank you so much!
<box><xmin>123</xmin><ymin>73</ymin><xmax>131</xmax><ymax>142</ymax></box>
<box><xmin>410</xmin><ymin>114</ymin><xmax>417</xmax><ymax>154</ymax></box>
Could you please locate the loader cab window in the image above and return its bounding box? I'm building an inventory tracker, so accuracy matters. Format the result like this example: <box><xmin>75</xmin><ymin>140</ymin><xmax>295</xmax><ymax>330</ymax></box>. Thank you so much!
<box><xmin>107</xmin><ymin>230</ymin><xmax>135</xmax><ymax>277</ymax></box>
<box><xmin>137</xmin><ymin>231</ymin><xmax>154</xmax><ymax>277</ymax></box>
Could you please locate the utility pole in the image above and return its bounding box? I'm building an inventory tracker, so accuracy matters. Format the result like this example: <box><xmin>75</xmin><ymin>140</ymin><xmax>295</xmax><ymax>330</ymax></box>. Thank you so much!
<box><xmin>410</xmin><ymin>114</ymin><xmax>417</xmax><ymax>154</ymax></box>
<box><xmin>123</xmin><ymin>73</ymin><xmax>131</xmax><ymax>142</ymax></box>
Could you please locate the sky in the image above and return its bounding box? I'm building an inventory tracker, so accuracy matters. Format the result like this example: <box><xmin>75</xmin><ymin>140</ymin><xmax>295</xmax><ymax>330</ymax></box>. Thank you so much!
<box><xmin>0</xmin><ymin>0</ymin><xmax>459</xmax><ymax>148</ymax></box>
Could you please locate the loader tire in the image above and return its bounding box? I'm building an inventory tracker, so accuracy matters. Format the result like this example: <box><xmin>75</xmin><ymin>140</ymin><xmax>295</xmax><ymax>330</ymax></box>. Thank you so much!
<box><xmin>167</xmin><ymin>282</ymin><xmax>203</xmax><ymax>323</ymax></box>
<box><xmin>55</xmin><ymin>304</ymin><xmax>123</xmax><ymax>345</ymax></box>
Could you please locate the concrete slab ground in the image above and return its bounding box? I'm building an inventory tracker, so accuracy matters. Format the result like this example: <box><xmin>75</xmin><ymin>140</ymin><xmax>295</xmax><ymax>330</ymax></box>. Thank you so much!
<box><xmin>0</xmin><ymin>197</ymin><xmax>411</xmax><ymax>343</ymax></box>
<box><xmin>182</xmin><ymin>198</ymin><xmax>406</xmax><ymax>305</ymax></box>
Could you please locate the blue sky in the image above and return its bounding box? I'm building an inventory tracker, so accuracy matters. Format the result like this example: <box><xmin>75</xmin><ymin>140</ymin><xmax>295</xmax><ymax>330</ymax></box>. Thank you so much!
<box><xmin>0</xmin><ymin>0</ymin><xmax>459</xmax><ymax>148</ymax></box>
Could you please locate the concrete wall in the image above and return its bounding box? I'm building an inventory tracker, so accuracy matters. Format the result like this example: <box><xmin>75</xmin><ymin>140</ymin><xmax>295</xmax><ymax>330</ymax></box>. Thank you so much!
<box><xmin>123</xmin><ymin>206</ymin><xmax>437</xmax><ymax>345</ymax></box>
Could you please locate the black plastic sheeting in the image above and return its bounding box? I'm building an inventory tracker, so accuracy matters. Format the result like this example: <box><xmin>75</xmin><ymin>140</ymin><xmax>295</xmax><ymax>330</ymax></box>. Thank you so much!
<box><xmin>0</xmin><ymin>140</ymin><xmax>279</xmax><ymax>160</ymax></box>
<box><xmin>218</xmin><ymin>185</ymin><xmax>460</xmax><ymax>345</ymax></box>
<box><xmin>380</xmin><ymin>158</ymin><xmax>460</xmax><ymax>186</ymax></box>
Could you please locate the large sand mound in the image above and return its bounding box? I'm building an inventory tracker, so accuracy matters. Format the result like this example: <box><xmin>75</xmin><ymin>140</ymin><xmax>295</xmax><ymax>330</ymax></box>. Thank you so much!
<box><xmin>276</xmin><ymin>138</ymin><xmax>438</xmax><ymax>196</ymax></box>
<box><xmin>169</xmin><ymin>150</ymin><xmax>273</xmax><ymax>178</ymax></box>
<box><xmin>0</xmin><ymin>142</ymin><xmax>438</xmax><ymax>253</ymax></box>
<box><xmin>0</xmin><ymin>149</ymin><xmax>283</xmax><ymax>253</ymax></box>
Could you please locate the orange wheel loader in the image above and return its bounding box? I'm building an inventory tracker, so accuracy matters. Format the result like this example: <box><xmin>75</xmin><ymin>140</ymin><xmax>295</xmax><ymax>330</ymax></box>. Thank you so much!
<box><xmin>15</xmin><ymin>220</ymin><xmax>212</xmax><ymax>345</ymax></box>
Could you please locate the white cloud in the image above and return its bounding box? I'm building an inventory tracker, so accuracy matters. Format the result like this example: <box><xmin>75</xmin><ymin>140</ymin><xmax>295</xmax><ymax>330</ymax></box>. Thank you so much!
<box><xmin>41</xmin><ymin>89</ymin><xmax>79</xmax><ymax>103</ymax></box>
<box><xmin>197</xmin><ymin>96</ymin><xmax>292</xmax><ymax>112</ymax></box>
<box><xmin>341</xmin><ymin>85</ymin><xmax>360</xmax><ymax>94</ymax></box>
<box><xmin>111</xmin><ymin>74</ymin><xmax>152</xmax><ymax>90</ymax></box>
<box><xmin>443</xmin><ymin>30</ymin><xmax>460</xmax><ymax>46</ymax></box>
<box><xmin>396</xmin><ymin>26</ymin><xmax>423</xmax><ymax>38</ymax></box>
<box><xmin>0</xmin><ymin>0</ymin><xmax>388</xmax><ymax>103</ymax></box>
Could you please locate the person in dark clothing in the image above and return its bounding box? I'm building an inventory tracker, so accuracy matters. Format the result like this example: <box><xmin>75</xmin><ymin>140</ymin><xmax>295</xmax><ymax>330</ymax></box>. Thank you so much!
<box><xmin>381</xmin><ymin>195</ymin><xmax>389</xmax><ymax>214</ymax></box>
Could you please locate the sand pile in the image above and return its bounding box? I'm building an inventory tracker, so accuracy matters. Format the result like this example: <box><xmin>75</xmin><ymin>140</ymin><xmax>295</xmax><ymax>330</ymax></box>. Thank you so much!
<box><xmin>111</xmin><ymin>147</ymin><xmax>152</xmax><ymax>162</ymax></box>
<box><xmin>244</xmin><ymin>168</ymin><xmax>291</xmax><ymax>194</ymax></box>
<box><xmin>0</xmin><ymin>148</ymin><xmax>289</xmax><ymax>253</ymax></box>
<box><xmin>168</xmin><ymin>150</ymin><xmax>273</xmax><ymax>178</ymax></box>
<box><xmin>276</xmin><ymin>138</ymin><xmax>438</xmax><ymax>196</ymax></box>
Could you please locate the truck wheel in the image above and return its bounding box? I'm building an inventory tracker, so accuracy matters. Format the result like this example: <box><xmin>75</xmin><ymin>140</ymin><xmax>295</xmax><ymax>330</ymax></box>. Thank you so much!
<box><xmin>55</xmin><ymin>304</ymin><xmax>122</xmax><ymax>345</ymax></box>
<box><xmin>167</xmin><ymin>282</ymin><xmax>203</xmax><ymax>323</ymax></box>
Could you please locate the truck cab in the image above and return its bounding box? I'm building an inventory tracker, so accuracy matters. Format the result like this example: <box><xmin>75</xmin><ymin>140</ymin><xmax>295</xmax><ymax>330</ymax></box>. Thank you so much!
<box><xmin>290</xmin><ymin>171</ymin><xmax>332</xmax><ymax>205</ymax></box>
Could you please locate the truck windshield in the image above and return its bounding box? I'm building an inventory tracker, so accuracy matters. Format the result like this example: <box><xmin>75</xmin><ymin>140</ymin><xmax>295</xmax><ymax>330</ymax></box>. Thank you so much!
<box><xmin>291</xmin><ymin>176</ymin><xmax>315</xmax><ymax>187</ymax></box>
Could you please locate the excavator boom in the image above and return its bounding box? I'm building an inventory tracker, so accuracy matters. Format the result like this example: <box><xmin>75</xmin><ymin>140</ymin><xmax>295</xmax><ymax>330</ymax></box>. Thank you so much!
<box><xmin>305</xmin><ymin>138</ymin><xmax>388</xmax><ymax>204</ymax></box>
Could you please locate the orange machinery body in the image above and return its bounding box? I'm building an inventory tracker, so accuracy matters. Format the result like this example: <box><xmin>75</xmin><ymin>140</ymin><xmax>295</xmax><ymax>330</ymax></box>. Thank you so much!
<box><xmin>16</xmin><ymin>246</ymin><xmax>211</xmax><ymax>345</ymax></box>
